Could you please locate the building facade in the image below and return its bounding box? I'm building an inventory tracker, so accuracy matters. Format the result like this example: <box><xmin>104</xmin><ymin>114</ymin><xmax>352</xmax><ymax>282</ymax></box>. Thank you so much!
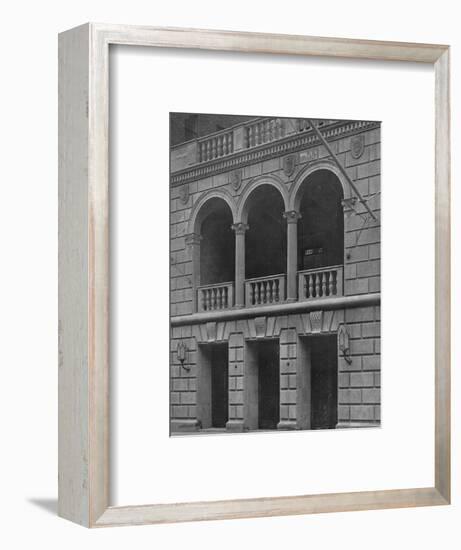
<box><xmin>170</xmin><ymin>115</ymin><xmax>381</xmax><ymax>434</ymax></box>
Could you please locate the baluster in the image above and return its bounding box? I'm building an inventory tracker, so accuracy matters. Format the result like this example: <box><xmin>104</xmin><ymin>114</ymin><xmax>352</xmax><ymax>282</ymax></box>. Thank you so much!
<box><xmin>308</xmin><ymin>274</ymin><xmax>314</xmax><ymax>298</ymax></box>
<box><xmin>274</xmin><ymin>279</ymin><xmax>279</xmax><ymax>302</ymax></box>
<box><xmin>315</xmin><ymin>273</ymin><xmax>321</xmax><ymax>298</ymax></box>
<box><xmin>211</xmin><ymin>138</ymin><xmax>216</xmax><ymax>159</ymax></box>
<box><xmin>264</xmin><ymin>281</ymin><xmax>269</xmax><ymax>303</ymax></box>
<box><xmin>206</xmin><ymin>289</ymin><xmax>211</xmax><ymax>310</ymax></box>
<box><xmin>255</xmin><ymin>124</ymin><xmax>260</xmax><ymax>145</ymax></box>
<box><xmin>250</xmin><ymin>283</ymin><xmax>254</xmax><ymax>306</ymax></box>
<box><xmin>321</xmin><ymin>272</ymin><xmax>327</xmax><ymax>297</ymax></box>
<box><xmin>268</xmin><ymin>280</ymin><xmax>274</xmax><ymax>302</ymax></box>
<box><xmin>206</xmin><ymin>141</ymin><xmax>211</xmax><ymax>161</ymax></box>
<box><xmin>229</xmin><ymin>133</ymin><xmax>234</xmax><ymax>153</ymax></box>
<box><xmin>332</xmin><ymin>270</ymin><xmax>338</xmax><ymax>295</ymax></box>
<box><xmin>303</xmin><ymin>275</ymin><xmax>308</xmax><ymax>299</ymax></box>
<box><xmin>328</xmin><ymin>271</ymin><xmax>334</xmax><ymax>296</ymax></box>
<box><xmin>224</xmin><ymin>134</ymin><xmax>229</xmax><ymax>155</ymax></box>
<box><xmin>217</xmin><ymin>288</ymin><xmax>222</xmax><ymax>309</ymax></box>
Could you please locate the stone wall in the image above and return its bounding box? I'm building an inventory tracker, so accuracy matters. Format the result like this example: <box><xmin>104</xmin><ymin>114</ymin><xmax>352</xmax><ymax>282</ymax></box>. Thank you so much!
<box><xmin>170</xmin><ymin>121</ymin><xmax>381</xmax><ymax>432</ymax></box>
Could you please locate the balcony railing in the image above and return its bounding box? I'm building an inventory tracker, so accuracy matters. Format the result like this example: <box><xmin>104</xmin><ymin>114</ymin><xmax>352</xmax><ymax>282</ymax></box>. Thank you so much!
<box><xmin>245</xmin><ymin>274</ymin><xmax>286</xmax><ymax>307</ymax></box>
<box><xmin>171</xmin><ymin>118</ymin><xmax>378</xmax><ymax>173</ymax></box>
<box><xmin>243</xmin><ymin>118</ymin><xmax>286</xmax><ymax>148</ymax></box>
<box><xmin>197</xmin><ymin>282</ymin><xmax>234</xmax><ymax>312</ymax></box>
<box><xmin>298</xmin><ymin>265</ymin><xmax>343</xmax><ymax>301</ymax></box>
<box><xmin>197</xmin><ymin>130</ymin><xmax>234</xmax><ymax>163</ymax></box>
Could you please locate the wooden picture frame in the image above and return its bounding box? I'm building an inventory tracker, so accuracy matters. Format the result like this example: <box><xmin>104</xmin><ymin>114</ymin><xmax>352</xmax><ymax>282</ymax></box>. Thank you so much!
<box><xmin>58</xmin><ymin>23</ymin><xmax>450</xmax><ymax>527</ymax></box>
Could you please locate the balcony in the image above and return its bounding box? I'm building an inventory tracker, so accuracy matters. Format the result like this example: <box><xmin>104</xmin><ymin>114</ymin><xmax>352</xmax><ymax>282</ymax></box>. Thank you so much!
<box><xmin>298</xmin><ymin>265</ymin><xmax>344</xmax><ymax>301</ymax></box>
<box><xmin>245</xmin><ymin>274</ymin><xmax>286</xmax><ymax>307</ymax></box>
<box><xmin>197</xmin><ymin>282</ymin><xmax>234</xmax><ymax>313</ymax></box>
<box><xmin>170</xmin><ymin>117</ymin><xmax>354</xmax><ymax>174</ymax></box>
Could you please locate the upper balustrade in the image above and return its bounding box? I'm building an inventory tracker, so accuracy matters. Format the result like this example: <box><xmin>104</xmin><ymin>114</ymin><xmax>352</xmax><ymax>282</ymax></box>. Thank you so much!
<box><xmin>170</xmin><ymin>117</ymin><xmax>352</xmax><ymax>173</ymax></box>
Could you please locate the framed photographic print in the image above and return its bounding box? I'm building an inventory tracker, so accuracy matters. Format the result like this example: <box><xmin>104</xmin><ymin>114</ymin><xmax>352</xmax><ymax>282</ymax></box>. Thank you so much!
<box><xmin>58</xmin><ymin>24</ymin><xmax>450</xmax><ymax>527</ymax></box>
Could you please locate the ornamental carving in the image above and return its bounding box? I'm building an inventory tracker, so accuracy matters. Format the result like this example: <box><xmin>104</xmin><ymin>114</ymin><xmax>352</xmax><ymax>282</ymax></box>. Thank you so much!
<box><xmin>231</xmin><ymin>222</ymin><xmax>249</xmax><ymax>235</ymax></box>
<box><xmin>350</xmin><ymin>135</ymin><xmax>365</xmax><ymax>159</ymax></box>
<box><xmin>283</xmin><ymin>153</ymin><xmax>297</xmax><ymax>177</ymax></box>
<box><xmin>179</xmin><ymin>183</ymin><xmax>190</xmax><ymax>204</ymax></box>
<box><xmin>310</xmin><ymin>310</ymin><xmax>323</xmax><ymax>333</ymax></box>
<box><xmin>283</xmin><ymin>210</ymin><xmax>302</xmax><ymax>224</ymax></box>
<box><xmin>229</xmin><ymin>169</ymin><xmax>243</xmax><ymax>191</ymax></box>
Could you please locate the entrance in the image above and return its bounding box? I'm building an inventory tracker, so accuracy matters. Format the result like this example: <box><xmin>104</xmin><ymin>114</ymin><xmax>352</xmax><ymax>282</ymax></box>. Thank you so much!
<box><xmin>256</xmin><ymin>340</ymin><xmax>280</xmax><ymax>430</ymax></box>
<box><xmin>311</xmin><ymin>335</ymin><xmax>338</xmax><ymax>429</ymax></box>
<box><xmin>211</xmin><ymin>344</ymin><xmax>229</xmax><ymax>428</ymax></box>
<box><xmin>197</xmin><ymin>343</ymin><xmax>228</xmax><ymax>429</ymax></box>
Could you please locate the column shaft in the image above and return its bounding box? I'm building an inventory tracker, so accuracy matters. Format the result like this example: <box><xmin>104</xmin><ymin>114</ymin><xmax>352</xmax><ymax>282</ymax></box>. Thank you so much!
<box><xmin>284</xmin><ymin>211</ymin><xmax>301</xmax><ymax>302</ymax></box>
<box><xmin>232</xmin><ymin>223</ymin><xmax>248</xmax><ymax>308</ymax></box>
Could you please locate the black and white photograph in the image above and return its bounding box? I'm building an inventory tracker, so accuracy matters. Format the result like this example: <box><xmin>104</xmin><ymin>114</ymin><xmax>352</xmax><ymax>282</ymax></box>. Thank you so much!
<box><xmin>170</xmin><ymin>113</ymin><xmax>381</xmax><ymax>434</ymax></box>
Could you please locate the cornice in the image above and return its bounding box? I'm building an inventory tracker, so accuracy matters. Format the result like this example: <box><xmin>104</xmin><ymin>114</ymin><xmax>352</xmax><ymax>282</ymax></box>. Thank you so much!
<box><xmin>170</xmin><ymin>120</ymin><xmax>380</xmax><ymax>187</ymax></box>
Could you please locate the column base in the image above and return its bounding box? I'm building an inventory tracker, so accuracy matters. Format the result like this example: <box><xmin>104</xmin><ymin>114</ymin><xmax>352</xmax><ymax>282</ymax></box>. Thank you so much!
<box><xmin>225</xmin><ymin>420</ymin><xmax>246</xmax><ymax>432</ymax></box>
<box><xmin>277</xmin><ymin>420</ymin><xmax>297</xmax><ymax>430</ymax></box>
<box><xmin>170</xmin><ymin>419</ymin><xmax>200</xmax><ymax>434</ymax></box>
<box><xmin>336</xmin><ymin>421</ymin><xmax>381</xmax><ymax>429</ymax></box>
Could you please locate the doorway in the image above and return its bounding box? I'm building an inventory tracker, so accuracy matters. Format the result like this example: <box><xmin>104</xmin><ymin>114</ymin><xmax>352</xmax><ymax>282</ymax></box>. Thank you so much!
<box><xmin>210</xmin><ymin>344</ymin><xmax>229</xmax><ymax>428</ymax></box>
<box><xmin>255</xmin><ymin>340</ymin><xmax>280</xmax><ymax>430</ymax></box>
<box><xmin>310</xmin><ymin>335</ymin><xmax>338</xmax><ymax>429</ymax></box>
<box><xmin>197</xmin><ymin>343</ymin><xmax>229</xmax><ymax>429</ymax></box>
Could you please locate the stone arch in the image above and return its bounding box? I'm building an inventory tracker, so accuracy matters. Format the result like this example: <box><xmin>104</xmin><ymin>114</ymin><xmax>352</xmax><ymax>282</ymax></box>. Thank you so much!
<box><xmin>289</xmin><ymin>160</ymin><xmax>348</xmax><ymax>212</ymax></box>
<box><xmin>236</xmin><ymin>175</ymin><xmax>289</xmax><ymax>224</ymax></box>
<box><xmin>187</xmin><ymin>187</ymin><xmax>237</xmax><ymax>235</ymax></box>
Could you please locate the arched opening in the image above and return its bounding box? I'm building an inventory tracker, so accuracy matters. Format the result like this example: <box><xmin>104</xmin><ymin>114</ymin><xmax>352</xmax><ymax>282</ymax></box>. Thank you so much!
<box><xmin>297</xmin><ymin>169</ymin><xmax>344</xmax><ymax>271</ymax></box>
<box><xmin>199</xmin><ymin>198</ymin><xmax>234</xmax><ymax>286</ymax></box>
<box><xmin>245</xmin><ymin>185</ymin><xmax>286</xmax><ymax>280</ymax></box>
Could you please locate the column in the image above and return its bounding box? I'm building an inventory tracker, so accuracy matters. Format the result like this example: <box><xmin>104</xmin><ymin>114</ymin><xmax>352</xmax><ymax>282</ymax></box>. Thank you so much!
<box><xmin>185</xmin><ymin>233</ymin><xmax>201</xmax><ymax>312</ymax></box>
<box><xmin>231</xmin><ymin>222</ymin><xmax>249</xmax><ymax>308</ymax></box>
<box><xmin>283</xmin><ymin>210</ymin><xmax>301</xmax><ymax>302</ymax></box>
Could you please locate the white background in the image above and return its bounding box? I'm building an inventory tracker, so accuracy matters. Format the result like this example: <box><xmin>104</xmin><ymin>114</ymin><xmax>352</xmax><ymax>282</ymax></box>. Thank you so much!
<box><xmin>0</xmin><ymin>1</ymin><xmax>459</xmax><ymax>548</ymax></box>
<box><xmin>113</xmin><ymin>46</ymin><xmax>434</xmax><ymax>505</ymax></box>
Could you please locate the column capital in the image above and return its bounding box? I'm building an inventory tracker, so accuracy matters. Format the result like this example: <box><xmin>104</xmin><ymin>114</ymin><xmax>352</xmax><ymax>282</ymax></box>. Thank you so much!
<box><xmin>283</xmin><ymin>210</ymin><xmax>302</xmax><ymax>224</ymax></box>
<box><xmin>231</xmin><ymin>222</ymin><xmax>249</xmax><ymax>235</ymax></box>
<box><xmin>184</xmin><ymin>232</ymin><xmax>202</xmax><ymax>246</ymax></box>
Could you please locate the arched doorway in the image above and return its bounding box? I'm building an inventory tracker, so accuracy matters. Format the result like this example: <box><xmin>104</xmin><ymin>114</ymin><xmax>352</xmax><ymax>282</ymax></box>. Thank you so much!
<box><xmin>243</xmin><ymin>185</ymin><xmax>287</xmax><ymax>305</ymax></box>
<box><xmin>298</xmin><ymin>169</ymin><xmax>344</xmax><ymax>269</ymax></box>
<box><xmin>296</xmin><ymin>169</ymin><xmax>344</xmax><ymax>300</ymax></box>
<box><xmin>199</xmin><ymin>198</ymin><xmax>234</xmax><ymax>286</ymax></box>
<box><xmin>194</xmin><ymin>197</ymin><xmax>235</xmax><ymax>311</ymax></box>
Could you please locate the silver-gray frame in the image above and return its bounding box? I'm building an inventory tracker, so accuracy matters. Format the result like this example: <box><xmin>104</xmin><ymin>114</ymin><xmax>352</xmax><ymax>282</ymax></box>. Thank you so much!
<box><xmin>58</xmin><ymin>23</ymin><xmax>450</xmax><ymax>527</ymax></box>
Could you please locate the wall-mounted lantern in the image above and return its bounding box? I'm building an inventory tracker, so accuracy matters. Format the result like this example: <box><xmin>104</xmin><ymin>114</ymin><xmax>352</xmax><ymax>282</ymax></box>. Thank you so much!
<box><xmin>338</xmin><ymin>325</ymin><xmax>352</xmax><ymax>365</ymax></box>
<box><xmin>177</xmin><ymin>341</ymin><xmax>189</xmax><ymax>371</ymax></box>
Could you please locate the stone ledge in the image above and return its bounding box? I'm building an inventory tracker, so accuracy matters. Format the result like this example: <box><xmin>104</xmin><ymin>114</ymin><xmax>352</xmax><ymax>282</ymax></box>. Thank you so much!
<box><xmin>171</xmin><ymin>293</ymin><xmax>380</xmax><ymax>327</ymax></box>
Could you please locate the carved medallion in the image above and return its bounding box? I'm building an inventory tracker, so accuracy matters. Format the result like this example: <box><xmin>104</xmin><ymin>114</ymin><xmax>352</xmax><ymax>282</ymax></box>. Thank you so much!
<box><xmin>179</xmin><ymin>183</ymin><xmax>190</xmax><ymax>204</ymax></box>
<box><xmin>229</xmin><ymin>169</ymin><xmax>243</xmax><ymax>191</ymax></box>
<box><xmin>350</xmin><ymin>135</ymin><xmax>365</xmax><ymax>159</ymax></box>
<box><xmin>283</xmin><ymin>154</ymin><xmax>297</xmax><ymax>177</ymax></box>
